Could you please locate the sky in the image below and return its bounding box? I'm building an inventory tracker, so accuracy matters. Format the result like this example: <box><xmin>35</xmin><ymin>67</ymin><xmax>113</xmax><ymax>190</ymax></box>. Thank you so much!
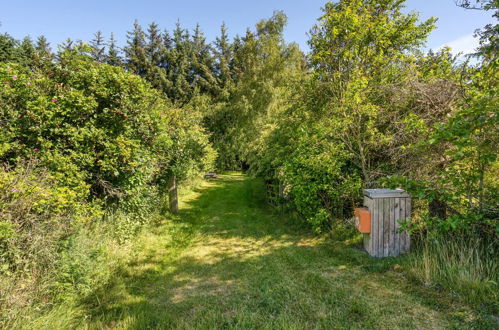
<box><xmin>0</xmin><ymin>1</ymin><xmax>496</xmax><ymax>55</ymax></box>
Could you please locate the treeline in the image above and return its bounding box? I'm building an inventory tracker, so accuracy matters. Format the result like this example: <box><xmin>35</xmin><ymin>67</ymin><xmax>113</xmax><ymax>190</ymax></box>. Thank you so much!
<box><xmin>0</xmin><ymin>0</ymin><xmax>497</xmax><ymax>320</ymax></box>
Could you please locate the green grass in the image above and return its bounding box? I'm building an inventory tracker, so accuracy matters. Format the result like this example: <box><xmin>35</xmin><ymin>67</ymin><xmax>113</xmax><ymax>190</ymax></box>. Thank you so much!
<box><xmin>409</xmin><ymin>236</ymin><xmax>498</xmax><ymax>312</ymax></box>
<box><xmin>21</xmin><ymin>173</ymin><xmax>497</xmax><ymax>329</ymax></box>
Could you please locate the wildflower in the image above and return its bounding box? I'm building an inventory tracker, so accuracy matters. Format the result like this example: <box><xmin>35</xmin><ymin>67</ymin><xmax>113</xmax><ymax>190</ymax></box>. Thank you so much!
<box><xmin>34</xmin><ymin>148</ymin><xmax>40</xmax><ymax>152</ymax></box>
<box><xmin>26</xmin><ymin>82</ymin><xmax>31</xmax><ymax>86</ymax></box>
<box><xmin>51</xmin><ymin>98</ymin><xmax>57</xmax><ymax>103</ymax></box>
<box><xmin>12</xmin><ymin>75</ymin><xmax>17</xmax><ymax>81</ymax></box>
<box><xmin>10</xmin><ymin>188</ymin><xmax>19</xmax><ymax>193</ymax></box>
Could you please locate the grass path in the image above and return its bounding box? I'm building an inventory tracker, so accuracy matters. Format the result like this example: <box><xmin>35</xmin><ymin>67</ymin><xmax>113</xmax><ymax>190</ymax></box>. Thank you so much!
<box><xmin>81</xmin><ymin>173</ymin><xmax>472</xmax><ymax>329</ymax></box>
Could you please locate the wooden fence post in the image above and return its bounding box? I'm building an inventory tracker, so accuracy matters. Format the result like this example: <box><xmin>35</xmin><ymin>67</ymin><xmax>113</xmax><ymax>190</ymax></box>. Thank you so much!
<box><xmin>168</xmin><ymin>174</ymin><xmax>178</xmax><ymax>213</ymax></box>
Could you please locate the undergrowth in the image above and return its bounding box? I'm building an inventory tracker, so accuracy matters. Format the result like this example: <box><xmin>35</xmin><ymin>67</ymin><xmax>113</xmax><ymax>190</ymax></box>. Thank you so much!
<box><xmin>409</xmin><ymin>236</ymin><xmax>498</xmax><ymax>315</ymax></box>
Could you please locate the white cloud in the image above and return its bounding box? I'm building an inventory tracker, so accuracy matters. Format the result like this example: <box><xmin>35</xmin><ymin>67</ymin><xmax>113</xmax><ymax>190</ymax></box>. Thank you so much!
<box><xmin>436</xmin><ymin>33</ymin><xmax>479</xmax><ymax>55</ymax></box>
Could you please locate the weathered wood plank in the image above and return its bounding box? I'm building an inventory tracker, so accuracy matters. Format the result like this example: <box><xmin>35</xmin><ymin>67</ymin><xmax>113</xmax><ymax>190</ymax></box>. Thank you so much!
<box><xmin>372</xmin><ymin>197</ymin><xmax>376</xmax><ymax>256</ymax></box>
<box><xmin>383</xmin><ymin>198</ymin><xmax>391</xmax><ymax>257</ymax></box>
<box><xmin>400</xmin><ymin>198</ymin><xmax>407</xmax><ymax>253</ymax></box>
<box><xmin>389</xmin><ymin>198</ymin><xmax>395</xmax><ymax>256</ymax></box>
<box><xmin>394</xmin><ymin>197</ymin><xmax>401</xmax><ymax>256</ymax></box>
<box><xmin>377</xmin><ymin>198</ymin><xmax>383</xmax><ymax>257</ymax></box>
<box><xmin>405</xmin><ymin>197</ymin><xmax>412</xmax><ymax>252</ymax></box>
<box><xmin>363</xmin><ymin>197</ymin><xmax>372</xmax><ymax>255</ymax></box>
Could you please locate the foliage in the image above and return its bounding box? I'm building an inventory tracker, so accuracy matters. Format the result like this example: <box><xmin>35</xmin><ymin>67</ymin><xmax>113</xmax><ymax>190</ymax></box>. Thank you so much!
<box><xmin>0</xmin><ymin>160</ymin><xmax>93</xmax><ymax>276</ymax></box>
<box><xmin>0</xmin><ymin>43</ymin><xmax>214</xmax><ymax>323</ymax></box>
<box><xmin>0</xmin><ymin>0</ymin><xmax>497</xmax><ymax>324</ymax></box>
<box><xmin>247</xmin><ymin>0</ymin><xmax>440</xmax><ymax>231</ymax></box>
<box><xmin>1</xmin><ymin>48</ymin><xmax>213</xmax><ymax>205</ymax></box>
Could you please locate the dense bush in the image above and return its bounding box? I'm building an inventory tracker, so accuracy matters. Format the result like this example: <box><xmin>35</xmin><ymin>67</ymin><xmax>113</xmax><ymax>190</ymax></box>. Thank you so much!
<box><xmin>1</xmin><ymin>49</ymin><xmax>213</xmax><ymax>204</ymax></box>
<box><xmin>0</xmin><ymin>46</ymin><xmax>214</xmax><ymax>320</ymax></box>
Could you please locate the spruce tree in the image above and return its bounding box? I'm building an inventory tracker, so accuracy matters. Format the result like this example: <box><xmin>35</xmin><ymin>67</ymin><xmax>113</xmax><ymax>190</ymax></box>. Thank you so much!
<box><xmin>90</xmin><ymin>31</ymin><xmax>106</xmax><ymax>62</ymax></box>
<box><xmin>18</xmin><ymin>37</ymin><xmax>36</xmax><ymax>66</ymax></box>
<box><xmin>60</xmin><ymin>38</ymin><xmax>74</xmax><ymax>51</ymax></box>
<box><xmin>106</xmin><ymin>32</ymin><xmax>122</xmax><ymax>66</ymax></box>
<box><xmin>144</xmin><ymin>22</ymin><xmax>169</xmax><ymax>91</ymax></box>
<box><xmin>167</xmin><ymin>21</ymin><xmax>192</xmax><ymax>105</ymax></box>
<box><xmin>160</xmin><ymin>30</ymin><xmax>173</xmax><ymax>72</ymax></box>
<box><xmin>35</xmin><ymin>35</ymin><xmax>52</xmax><ymax>60</ymax></box>
<box><xmin>214</xmin><ymin>23</ymin><xmax>233</xmax><ymax>92</ymax></box>
<box><xmin>0</xmin><ymin>33</ymin><xmax>18</xmax><ymax>62</ymax></box>
<box><xmin>146</xmin><ymin>22</ymin><xmax>163</xmax><ymax>66</ymax></box>
<box><xmin>191</xmin><ymin>24</ymin><xmax>217</xmax><ymax>96</ymax></box>
<box><xmin>124</xmin><ymin>20</ymin><xmax>148</xmax><ymax>75</ymax></box>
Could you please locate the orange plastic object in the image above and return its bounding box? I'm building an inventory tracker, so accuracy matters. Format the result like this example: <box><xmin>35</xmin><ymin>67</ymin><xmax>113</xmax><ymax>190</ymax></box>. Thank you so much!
<box><xmin>354</xmin><ymin>208</ymin><xmax>371</xmax><ymax>233</ymax></box>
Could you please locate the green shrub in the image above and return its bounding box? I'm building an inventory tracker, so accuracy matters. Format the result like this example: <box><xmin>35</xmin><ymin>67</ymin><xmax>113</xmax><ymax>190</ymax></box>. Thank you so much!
<box><xmin>0</xmin><ymin>161</ymin><xmax>90</xmax><ymax>275</ymax></box>
<box><xmin>0</xmin><ymin>49</ymin><xmax>215</xmax><ymax>326</ymax></box>
<box><xmin>1</xmin><ymin>50</ymin><xmax>214</xmax><ymax>205</ymax></box>
<box><xmin>0</xmin><ymin>160</ymin><xmax>95</xmax><ymax>325</ymax></box>
<box><xmin>280</xmin><ymin>133</ymin><xmax>362</xmax><ymax>233</ymax></box>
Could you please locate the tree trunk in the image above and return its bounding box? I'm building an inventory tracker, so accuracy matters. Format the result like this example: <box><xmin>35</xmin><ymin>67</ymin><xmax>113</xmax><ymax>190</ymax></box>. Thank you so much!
<box><xmin>168</xmin><ymin>174</ymin><xmax>178</xmax><ymax>214</ymax></box>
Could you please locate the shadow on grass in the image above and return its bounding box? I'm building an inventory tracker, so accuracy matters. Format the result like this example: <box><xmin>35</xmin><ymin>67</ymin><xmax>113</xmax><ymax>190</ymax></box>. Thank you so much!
<box><xmin>82</xmin><ymin>174</ymin><xmax>483</xmax><ymax>329</ymax></box>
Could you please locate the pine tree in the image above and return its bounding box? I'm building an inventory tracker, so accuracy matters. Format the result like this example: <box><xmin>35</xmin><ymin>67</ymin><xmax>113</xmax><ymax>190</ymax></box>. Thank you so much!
<box><xmin>90</xmin><ymin>31</ymin><xmax>106</xmax><ymax>62</ymax></box>
<box><xmin>160</xmin><ymin>30</ymin><xmax>173</xmax><ymax>72</ymax></box>
<box><xmin>191</xmin><ymin>24</ymin><xmax>217</xmax><ymax>96</ymax></box>
<box><xmin>124</xmin><ymin>20</ymin><xmax>148</xmax><ymax>75</ymax></box>
<box><xmin>146</xmin><ymin>22</ymin><xmax>163</xmax><ymax>66</ymax></box>
<box><xmin>167</xmin><ymin>21</ymin><xmax>192</xmax><ymax>105</ymax></box>
<box><xmin>106</xmin><ymin>32</ymin><xmax>122</xmax><ymax>66</ymax></box>
<box><xmin>60</xmin><ymin>38</ymin><xmax>74</xmax><ymax>51</ymax></box>
<box><xmin>18</xmin><ymin>37</ymin><xmax>36</xmax><ymax>66</ymax></box>
<box><xmin>35</xmin><ymin>35</ymin><xmax>52</xmax><ymax>60</ymax></box>
<box><xmin>0</xmin><ymin>33</ymin><xmax>18</xmax><ymax>62</ymax></box>
<box><xmin>214</xmin><ymin>23</ymin><xmax>233</xmax><ymax>91</ymax></box>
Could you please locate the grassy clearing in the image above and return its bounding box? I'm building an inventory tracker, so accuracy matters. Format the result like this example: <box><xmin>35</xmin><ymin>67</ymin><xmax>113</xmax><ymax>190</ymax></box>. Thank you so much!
<box><xmin>18</xmin><ymin>173</ymin><xmax>497</xmax><ymax>329</ymax></box>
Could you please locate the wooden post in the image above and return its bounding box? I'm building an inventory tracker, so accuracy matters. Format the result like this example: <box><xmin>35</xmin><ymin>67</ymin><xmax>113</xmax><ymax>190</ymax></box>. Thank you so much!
<box><xmin>168</xmin><ymin>174</ymin><xmax>178</xmax><ymax>214</ymax></box>
<box><xmin>361</xmin><ymin>189</ymin><xmax>411</xmax><ymax>257</ymax></box>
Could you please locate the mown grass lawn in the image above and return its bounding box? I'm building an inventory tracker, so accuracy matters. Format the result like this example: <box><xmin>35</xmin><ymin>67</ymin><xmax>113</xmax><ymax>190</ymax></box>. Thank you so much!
<box><xmin>40</xmin><ymin>173</ymin><xmax>489</xmax><ymax>329</ymax></box>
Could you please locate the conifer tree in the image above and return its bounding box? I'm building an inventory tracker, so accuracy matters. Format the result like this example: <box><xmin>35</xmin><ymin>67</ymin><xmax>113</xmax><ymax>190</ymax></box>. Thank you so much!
<box><xmin>160</xmin><ymin>30</ymin><xmax>173</xmax><ymax>72</ymax></box>
<box><xmin>191</xmin><ymin>24</ymin><xmax>217</xmax><ymax>96</ymax></box>
<box><xmin>146</xmin><ymin>22</ymin><xmax>163</xmax><ymax>66</ymax></box>
<box><xmin>124</xmin><ymin>20</ymin><xmax>148</xmax><ymax>75</ymax></box>
<box><xmin>18</xmin><ymin>37</ymin><xmax>36</xmax><ymax>66</ymax></box>
<box><xmin>90</xmin><ymin>31</ymin><xmax>106</xmax><ymax>62</ymax></box>
<box><xmin>214</xmin><ymin>23</ymin><xmax>233</xmax><ymax>90</ymax></box>
<box><xmin>0</xmin><ymin>33</ymin><xmax>17</xmax><ymax>62</ymax></box>
<box><xmin>144</xmin><ymin>22</ymin><xmax>169</xmax><ymax>91</ymax></box>
<box><xmin>35</xmin><ymin>35</ymin><xmax>52</xmax><ymax>60</ymax></box>
<box><xmin>167</xmin><ymin>21</ymin><xmax>192</xmax><ymax>105</ymax></box>
<box><xmin>106</xmin><ymin>32</ymin><xmax>122</xmax><ymax>66</ymax></box>
<box><xmin>60</xmin><ymin>38</ymin><xmax>74</xmax><ymax>51</ymax></box>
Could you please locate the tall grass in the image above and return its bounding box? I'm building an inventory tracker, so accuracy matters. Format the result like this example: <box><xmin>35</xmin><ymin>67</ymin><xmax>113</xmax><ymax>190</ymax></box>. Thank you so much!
<box><xmin>0</xmin><ymin>162</ymin><xmax>162</xmax><ymax>328</ymax></box>
<box><xmin>410</xmin><ymin>236</ymin><xmax>498</xmax><ymax>313</ymax></box>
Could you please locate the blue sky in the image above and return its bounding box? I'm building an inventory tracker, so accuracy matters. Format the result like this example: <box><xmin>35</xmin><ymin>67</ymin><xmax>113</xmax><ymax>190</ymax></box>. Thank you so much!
<box><xmin>1</xmin><ymin>1</ymin><xmax>495</xmax><ymax>55</ymax></box>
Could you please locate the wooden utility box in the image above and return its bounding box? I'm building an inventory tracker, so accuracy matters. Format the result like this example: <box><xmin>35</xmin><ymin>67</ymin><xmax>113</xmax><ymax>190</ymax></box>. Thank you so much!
<box><xmin>361</xmin><ymin>189</ymin><xmax>411</xmax><ymax>258</ymax></box>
